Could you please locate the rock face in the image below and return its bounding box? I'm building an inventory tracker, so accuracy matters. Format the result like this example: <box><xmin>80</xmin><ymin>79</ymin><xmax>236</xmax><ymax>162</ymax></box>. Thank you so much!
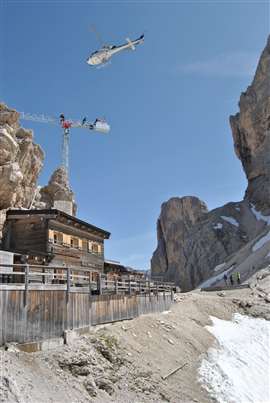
<box><xmin>0</xmin><ymin>103</ymin><xmax>44</xmax><ymax>237</ymax></box>
<box><xmin>0</xmin><ymin>103</ymin><xmax>77</xmax><ymax>241</ymax></box>
<box><xmin>230</xmin><ymin>35</ymin><xmax>270</xmax><ymax>213</ymax></box>
<box><xmin>151</xmin><ymin>197</ymin><xmax>208</xmax><ymax>283</ymax></box>
<box><xmin>40</xmin><ymin>167</ymin><xmax>77</xmax><ymax>216</ymax></box>
<box><xmin>151</xmin><ymin>36</ymin><xmax>270</xmax><ymax>291</ymax></box>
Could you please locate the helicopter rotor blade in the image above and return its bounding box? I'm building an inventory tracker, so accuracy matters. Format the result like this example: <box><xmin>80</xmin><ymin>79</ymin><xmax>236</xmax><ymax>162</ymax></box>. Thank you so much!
<box><xmin>89</xmin><ymin>24</ymin><xmax>106</xmax><ymax>47</ymax></box>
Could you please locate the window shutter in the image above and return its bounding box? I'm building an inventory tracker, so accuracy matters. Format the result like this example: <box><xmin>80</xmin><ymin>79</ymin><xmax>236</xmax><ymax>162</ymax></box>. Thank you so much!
<box><xmin>48</xmin><ymin>229</ymin><xmax>54</xmax><ymax>242</ymax></box>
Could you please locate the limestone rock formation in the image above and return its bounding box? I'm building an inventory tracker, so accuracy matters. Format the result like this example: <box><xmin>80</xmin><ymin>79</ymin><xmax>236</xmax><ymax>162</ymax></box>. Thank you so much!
<box><xmin>230</xmin><ymin>35</ymin><xmax>270</xmax><ymax>213</ymax></box>
<box><xmin>0</xmin><ymin>103</ymin><xmax>44</xmax><ymax>237</ymax></box>
<box><xmin>151</xmin><ymin>197</ymin><xmax>208</xmax><ymax>282</ymax></box>
<box><xmin>40</xmin><ymin>167</ymin><xmax>77</xmax><ymax>216</ymax></box>
<box><xmin>0</xmin><ymin>103</ymin><xmax>77</xmax><ymax>241</ymax></box>
<box><xmin>151</xmin><ymin>36</ymin><xmax>270</xmax><ymax>291</ymax></box>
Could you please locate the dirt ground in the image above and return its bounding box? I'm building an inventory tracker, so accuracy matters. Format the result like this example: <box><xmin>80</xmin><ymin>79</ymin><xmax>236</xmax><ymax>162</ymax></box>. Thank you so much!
<box><xmin>0</xmin><ymin>267</ymin><xmax>269</xmax><ymax>403</ymax></box>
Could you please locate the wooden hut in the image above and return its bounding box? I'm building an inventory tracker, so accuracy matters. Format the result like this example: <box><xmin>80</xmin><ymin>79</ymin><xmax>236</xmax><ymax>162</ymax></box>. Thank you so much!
<box><xmin>3</xmin><ymin>209</ymin><xmax>110</xmax><ymax>273</ymax></box>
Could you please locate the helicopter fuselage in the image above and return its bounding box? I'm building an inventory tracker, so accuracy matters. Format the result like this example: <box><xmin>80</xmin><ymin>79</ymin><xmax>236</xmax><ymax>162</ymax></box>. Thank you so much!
<box><xmin>87</xmin><ymin>34</ymin><xmax>144</xmax><ymax>66</ymax></box>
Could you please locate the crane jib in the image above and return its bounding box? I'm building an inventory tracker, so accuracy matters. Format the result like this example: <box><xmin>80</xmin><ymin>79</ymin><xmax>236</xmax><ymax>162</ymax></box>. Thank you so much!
<box><xmin>19</xmin><ymin>111</ymin><xmax>110</xmax><ymax>181</ymax></box>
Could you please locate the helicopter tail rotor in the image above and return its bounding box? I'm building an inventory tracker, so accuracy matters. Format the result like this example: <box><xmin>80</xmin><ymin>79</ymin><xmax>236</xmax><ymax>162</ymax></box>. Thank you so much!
<box><xmin>126</xmin><ymin>38</ymin><xmax>136</xmax><ymax>50</ymax></box>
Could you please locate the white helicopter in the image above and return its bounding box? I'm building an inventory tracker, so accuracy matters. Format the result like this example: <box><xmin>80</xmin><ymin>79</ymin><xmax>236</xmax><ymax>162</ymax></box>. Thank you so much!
<box><xmin>86</xmin><ymin>28</ymin><xmax>144</xmax><ymax>67</ymax></box>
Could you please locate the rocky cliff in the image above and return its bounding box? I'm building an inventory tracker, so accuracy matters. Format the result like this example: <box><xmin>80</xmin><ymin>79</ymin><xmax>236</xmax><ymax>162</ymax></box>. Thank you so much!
<box><xmin>230</xmin><ymin>36</ymin><xmax>270</xmax><ymax>213</ymax></box>
<box><xmin>0</xmin><ymin>103</ymin><xmax>44</xmax><ymax>237</ymax></box>
<box><xmin>0</xmin><ymin>103</ymin><xmax>77</xmax><ymax>239</ymax></box>
<box><xmin>151</xmin><ymin>36</ymin><xmax>270</xmax><ymax>291</ymax></box>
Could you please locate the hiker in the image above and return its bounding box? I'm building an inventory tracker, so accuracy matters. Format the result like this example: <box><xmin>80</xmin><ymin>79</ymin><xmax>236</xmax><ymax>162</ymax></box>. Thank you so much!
<box><xmin>237</xmin><ymin>271</ymin><xmax>241</xmax><ymax>285</ymax></box>
<box><xmin>223</xmin><ymin>273</ymin><xmax>228</xmax><ymax>286</ymax></box>
<box><xmin>229</xmin><ymin>273</ymin><xmax>234</xmax><ymax>286</ymax></box>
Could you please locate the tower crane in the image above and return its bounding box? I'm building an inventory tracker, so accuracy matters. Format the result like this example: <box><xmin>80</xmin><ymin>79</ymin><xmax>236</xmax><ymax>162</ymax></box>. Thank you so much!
<box><xmin>19</xmin><ymin>112</ymin><xmax>110</xmax><ymax>185</ymax></box>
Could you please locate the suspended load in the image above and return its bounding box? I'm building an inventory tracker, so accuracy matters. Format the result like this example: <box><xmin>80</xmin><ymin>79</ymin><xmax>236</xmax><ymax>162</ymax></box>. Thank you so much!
<box><xmin>93</xmin><ymin>118</ymin><xmax>110</xmax><ymax>133</ymax></box>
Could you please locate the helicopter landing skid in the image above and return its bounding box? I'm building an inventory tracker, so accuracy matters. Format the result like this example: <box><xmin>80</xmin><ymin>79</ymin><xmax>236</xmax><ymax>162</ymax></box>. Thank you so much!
<box><xmin>96</xmin><ymin>60</ymin><xmax>112</xmax><ymax>69</ymax></box>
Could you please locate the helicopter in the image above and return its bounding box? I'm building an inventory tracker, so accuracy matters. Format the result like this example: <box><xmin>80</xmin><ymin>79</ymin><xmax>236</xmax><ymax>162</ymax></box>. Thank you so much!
<box><xmin>86</xmin><ymin>29</ymin><xmax>144</xmax><ymax>67</ymax></box>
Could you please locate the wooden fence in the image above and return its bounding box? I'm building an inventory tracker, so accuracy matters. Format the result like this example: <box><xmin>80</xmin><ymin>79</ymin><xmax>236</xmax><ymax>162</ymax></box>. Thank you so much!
<box><xmin>0</xmin><ymin>264</ymin><xmax>174</xmax><ymax>345</ymax></box>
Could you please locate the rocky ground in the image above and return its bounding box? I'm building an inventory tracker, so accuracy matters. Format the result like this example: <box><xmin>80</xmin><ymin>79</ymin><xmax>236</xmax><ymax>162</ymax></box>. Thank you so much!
<box><xmin>1</xmin><ymin>267</ymin><xmax>269</xmax><ymax>403</ymax></box>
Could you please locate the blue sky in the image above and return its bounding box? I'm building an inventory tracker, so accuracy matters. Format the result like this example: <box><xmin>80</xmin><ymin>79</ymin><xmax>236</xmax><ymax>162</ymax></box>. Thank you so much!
<box><xmin>1</xmin><ymin>1</ymin><xmax>269</xmax><ymax>269</ymax></box>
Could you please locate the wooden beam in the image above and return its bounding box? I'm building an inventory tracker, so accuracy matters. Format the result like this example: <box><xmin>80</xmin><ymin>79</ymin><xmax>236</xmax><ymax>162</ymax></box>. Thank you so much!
<box><xmin>24</xmin><ymin>264</ymin><xmax>29</xmax><ymax>306</ymax></box>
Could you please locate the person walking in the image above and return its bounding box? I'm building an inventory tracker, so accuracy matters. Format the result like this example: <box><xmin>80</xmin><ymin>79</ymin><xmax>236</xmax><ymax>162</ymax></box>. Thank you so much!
<box><xmin>237</xmin><ymin>271</ymin><xmax>241</xmax><ymax>285</ymax></box>
<box><xmin>229</xmin><ymin>273</ymin><xmax>234</xmax><ymax>286</ymax></box>
<box><xmin>223</xmin><ymin>273</ymin><xmax>228</xmax><ymax>286</ymax></box>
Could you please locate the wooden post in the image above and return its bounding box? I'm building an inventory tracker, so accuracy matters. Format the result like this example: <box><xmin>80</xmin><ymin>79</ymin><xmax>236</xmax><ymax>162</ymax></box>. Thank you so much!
<box><xmin>42</xmin><ymin>266</ymin><xmax>46</xmax><ymax>284</ymax></box>
<box><xmin>24</xmin><ymin>264</ymin><xmax>29</xmax><ymax>306</ymax></box>
<box><xmin>156</xmin><ymin>283</ymin><xmax>158</xmax><ymax>296</ymax></box>
<box><xmin>171</xmin><ymin>287</ymin><xmax>174</xmax><ymax>301</ymax></box>
<box><xmin>128</xmin><ymin>275</ymin><xmax>132</xmax><ymax>295</ymax></box>
<box><xmin>66</xmin><ymin>267</ymin><xmax>70</xmax><ymax>303</ymax></box>
<box><xmin>148</xmin><ymin>280</ymin><xmax>151</xmax><ymax>296</ymax></box>
<box><xmin>98</xmin><ymin>272</ymin><xmax>103</xmax><ymax>295</ymax></box>
<box><xmin>88</xmin><ymin>272</ymin><xmax>92</xmax><ymax>299</ymax></box>
<box><xmin>115</xmin><ymin>278</ymin><xmax>118</xmax><ymax>295</ymax></box>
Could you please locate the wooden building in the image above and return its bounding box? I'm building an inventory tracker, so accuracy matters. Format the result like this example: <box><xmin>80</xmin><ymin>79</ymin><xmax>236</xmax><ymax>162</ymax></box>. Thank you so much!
<box><xmin>104</xmin><ymin>259</ymin><xmax>145</xmax><ymax>281</ymax></box>
<box><xmin>3</xmin><ymin>209</ymin><xmax>110</xmax><ymax>272</ymax></box>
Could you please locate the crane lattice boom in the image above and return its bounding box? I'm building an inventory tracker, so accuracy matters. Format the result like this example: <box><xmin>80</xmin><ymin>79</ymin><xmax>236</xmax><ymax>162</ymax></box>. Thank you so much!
<box><xmin>19</xmin><ymin>111</ymin><xmax>110</xmax><ymax>184</ymax></box>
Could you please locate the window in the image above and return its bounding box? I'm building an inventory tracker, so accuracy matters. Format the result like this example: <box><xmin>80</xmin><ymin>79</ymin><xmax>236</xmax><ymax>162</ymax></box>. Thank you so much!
<box><xmin>70</xmin><ymin>237</ymin><xmax>79</xmax><ymax>248</ymax></box>
<box><xmin>82</xmin><ymin>239</ymin><xmax>88</xmax><ymax>251</ymax></box>
<box><xmin>92</xmin><ymin>243</ymin><xmax>99</xmax><ymax>254</ymax></box>
<box><xmin>63</xmin><ymin>234</ymin><xmax>71</xmax><ymax>246</ymax></box>
<box><xmin>57</xmin><ymin>232</ymin><xmax>63</xmax><ymax>244</ymax></box>
<box><xmin>53</xmin><ymin>231</ymin><xmax>63</xmax><ymax>244</ymax></box>
<box><xmin>87</xmin><ymin>241</ymin><xmax>102</xmax><ymax>254</ymax></box>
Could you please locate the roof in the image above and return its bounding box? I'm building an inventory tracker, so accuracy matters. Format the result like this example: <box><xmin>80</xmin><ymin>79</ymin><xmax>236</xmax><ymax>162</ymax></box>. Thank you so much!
<box><xmin>104</xmin><ymin>260</ymin><xmax>145</xmax><ymax>274</ymax></box>
<box><xmin>6</xmin><ymin>209</ymin><xmax>111</xmax><ymax>239</ymax></box>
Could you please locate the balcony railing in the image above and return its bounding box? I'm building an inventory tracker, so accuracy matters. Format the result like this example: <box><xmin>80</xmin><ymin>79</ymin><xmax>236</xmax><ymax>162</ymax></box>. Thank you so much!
<box><xmin>0</xmin><ymin>264</ymin><xmax>175</xmax><ymax>304</ymax></box>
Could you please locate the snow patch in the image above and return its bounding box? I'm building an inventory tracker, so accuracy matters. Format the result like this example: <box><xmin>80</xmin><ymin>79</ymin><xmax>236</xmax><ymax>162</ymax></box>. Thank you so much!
<box><xmin>252</xmin><ymin>230</ymin><xmax>270</xmax><ymax>252</ymax></box>
<box><xmin>220</xmin><ymin>216</ymin><xmax>239</xmax><ymax>227</ymax></box>
<box><xmin>251</xmin><ymin>204</ymin><xmax>270</xmax><ymax>225</ymax></box>
<box><xmin>199</xmin><ymin>314</ymin><xmax>270</xmax><ymax>403</ymax></box>
<box><xmin>213</xmin><ymin>223</ymin><xmax>223</xmax><ymax>230</ymax></box>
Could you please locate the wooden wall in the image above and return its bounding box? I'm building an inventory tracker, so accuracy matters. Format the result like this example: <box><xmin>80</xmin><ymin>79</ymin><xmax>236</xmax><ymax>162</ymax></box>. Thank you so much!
<box><xmin>4</xmin><ymin>217</ymin><xmax>47</xmax><ymax>254</ymax></box>
<box><xmin>3</xmin><ymin>216</ymin><xmax>105</xmax><ymax>271</ymax></box>
<box><xmin>0</xmin><ymin>289</ymin><xmax>173</xmax><ymax>345</ymax></box>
